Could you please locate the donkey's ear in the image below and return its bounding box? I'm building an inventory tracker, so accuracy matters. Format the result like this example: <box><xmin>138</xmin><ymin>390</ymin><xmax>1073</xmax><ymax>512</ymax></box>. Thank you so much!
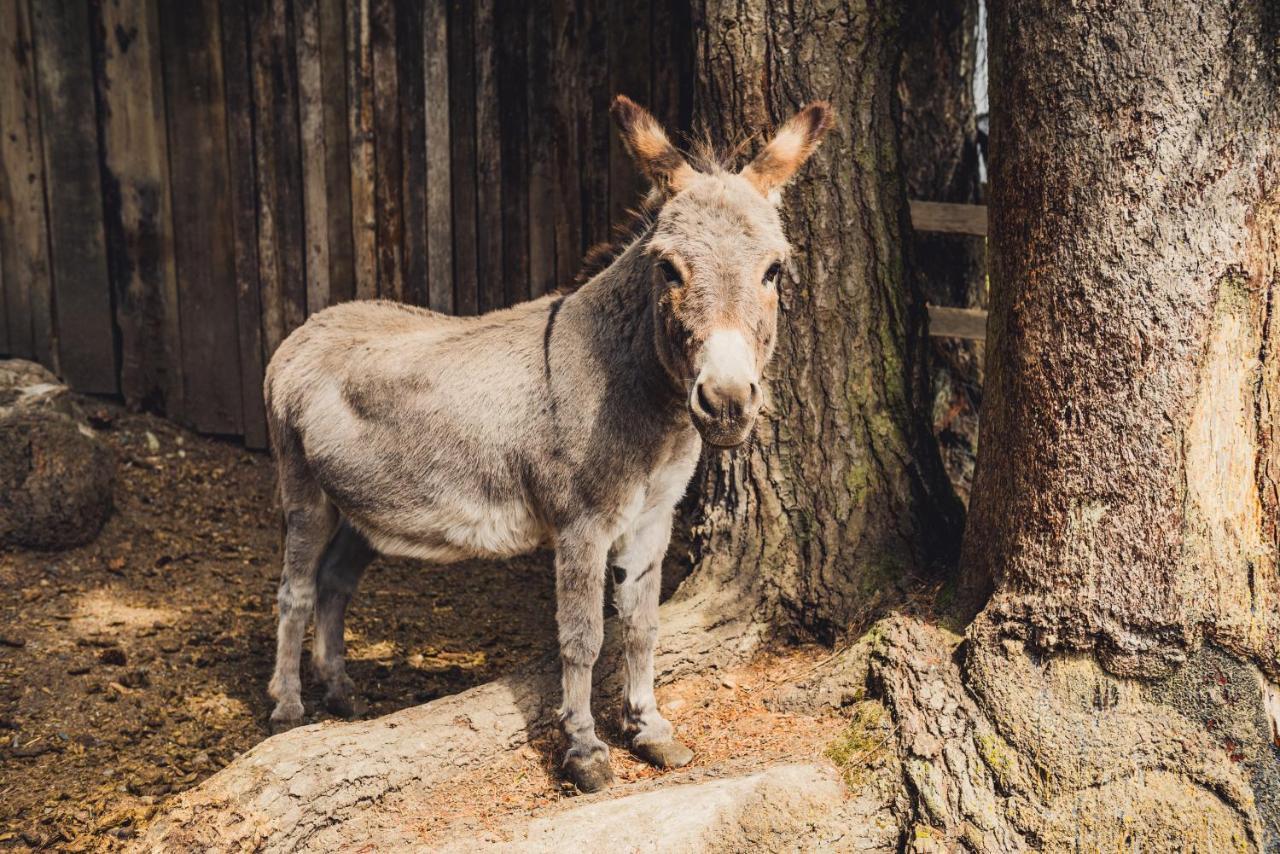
<box><xmin>741</xmin><ymin>103</ymin><xmax>834</xmax><ymax>198</ymax></box>
<box><xmin>611</xmin><ymin>95</ymin><xmax>695</xmax><ymax>198</ymax></box>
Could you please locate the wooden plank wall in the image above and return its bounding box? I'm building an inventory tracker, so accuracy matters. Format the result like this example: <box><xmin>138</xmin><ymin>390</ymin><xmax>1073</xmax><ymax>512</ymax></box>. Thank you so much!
<box><xmin>0</xmin><ymin>0</ymin><xmax>691</xmax><ymax>445</ymax></box>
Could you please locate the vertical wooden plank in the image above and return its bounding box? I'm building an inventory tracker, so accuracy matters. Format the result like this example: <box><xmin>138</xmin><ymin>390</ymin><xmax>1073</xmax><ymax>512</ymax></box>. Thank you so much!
<box><xmin>319</xmin><ymin>0</ymin><xmax>354</xmax><ymax>306</ymax></box>
<box><xmin>473</xmin><ymin>0</ymin><xmax>502</xmax><ymax>313</ymax></box>
<box><xmin>424</xmin><ymin>0</ymin><xmax>453</xmax><ymax>313</ymax></box>
<box><xmin>607</xmin><ymin>0</ymin><xmax>650</xmax><ymax>227</ymax></box>
<box><xmin>221</xmin><ymin>0</ymin><xmax>268</xmax><ymax>447</ymax></box>
<box><xmin>370</xmin><ymin>0</ymin><xmax>403</xmax><ymax>301</ymax></box>
<box><xmin>0</xmin><ymin>0</ymin><xmax>54</xmax><ymax>366</ymax></box>
<box><xmin>649</xmin><ymin>0</ymin><xmax>689</xmax><ymax>133</ymax></box>
<box><xmin>549</xmin><ymin>0</ymin><xmax>581</xmax><ymax>286</ymax></box>
<box><xmin>295</xmin><ymin>0</ymin><xmax>331</xmax><ymax>314</ymax></box>
<box><xmin>396</xmin><ymin>0</ymin><xmax>427</xmax><ymax>307</ymax></box>
<box><xmin>346</xmin><ymin>0</ymin><xmax>377</xmax><ymax>300</ymax></box>
<box><xmin>93</xmin><ymin>0</ymin><xmax>183</xmax><ymax>414</ymax></box>
<box><xmin>159</xmin><ymin>0</ymin><xmax>243</xmax><ymax>433</ymax></box>
<box><xmin>580</xmin><ymin>1</ymin><xmax>611</xmax><ymax>250</ymax></box>
<box><xmin>448</xmin><ymin>0</ymin><xmax>478</xmax><ymax>314</ymax></box>
<box><xmin>525</xmin><ymin>0</ymin><xmax>555</xmax><ymax>297</ymax></box>
<box><xmin>251</xmin><ymin>0</ymin><xmax>308</xmax><ymax>358</ymax></box>
<box><xmin>496</xmin><ymin>0</ymin><xmax>528</xmax><ymax>307</ymax></box>
<box><xmin>31</xmin><ymin>0</ymin><xmax>117</xmax><ymax>393</ymax></box>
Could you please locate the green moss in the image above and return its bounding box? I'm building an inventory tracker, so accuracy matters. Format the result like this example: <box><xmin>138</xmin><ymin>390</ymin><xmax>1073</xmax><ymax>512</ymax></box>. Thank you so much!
<box><xmin>824</xmin><ymin>701</ymin><xmax>889</xmax><ymax>788</ymax></box>
<box><xmin>976</xmin><ymin>731</ymin><xmax>1015</xmax><ymax>790</ymax></box>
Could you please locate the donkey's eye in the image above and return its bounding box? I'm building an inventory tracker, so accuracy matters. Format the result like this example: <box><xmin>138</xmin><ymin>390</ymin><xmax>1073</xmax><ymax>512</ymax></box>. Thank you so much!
<box><xmin>658</xmin><ymin>260</ymin><xmax>682</xmax><ymax>286</ymax></box>
<box><xmin>763</xmin><ymin>262</ymin><xmax>783</xmax><ymax>288</ymax></box>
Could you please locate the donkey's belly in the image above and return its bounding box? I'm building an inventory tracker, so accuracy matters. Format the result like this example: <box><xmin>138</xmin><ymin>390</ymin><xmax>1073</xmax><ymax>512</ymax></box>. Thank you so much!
<box><xmin>350</xmin><ymin>496</ymin><xmax>546</xmax><ymax>563</ymax></box>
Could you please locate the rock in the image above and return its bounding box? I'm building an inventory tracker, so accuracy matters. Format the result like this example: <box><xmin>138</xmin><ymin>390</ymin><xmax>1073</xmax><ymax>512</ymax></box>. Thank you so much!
<box><xmin>99</xmin><ymin>648</ymin><xmax>128</xmax><ymax>667</ymax></box>
<box><xmin>438</xmin><ymin>765</ymin><xmax>855</xmax><ymax>853</ymax></box>
<box><xmin>0</xmin><ymin>359</ymin><xmax>76</xmax><ymax>418</ymax></box>
<box><xmin>0</xmin><ymin>408</ymin><xmax>115</xmax><ymax>550</ymax></box>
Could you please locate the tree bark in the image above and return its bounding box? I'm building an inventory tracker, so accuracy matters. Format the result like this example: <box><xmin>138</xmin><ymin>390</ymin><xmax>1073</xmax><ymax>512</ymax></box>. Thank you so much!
<box><xmin>879</xmin><ymin>1</ymin><xmax>1280</xmax><ymax>849</ymax></box>
<box><xmin>681</xmin><ymin>0</ymin><xmax>964</xmax><ymax>642</ymax></box>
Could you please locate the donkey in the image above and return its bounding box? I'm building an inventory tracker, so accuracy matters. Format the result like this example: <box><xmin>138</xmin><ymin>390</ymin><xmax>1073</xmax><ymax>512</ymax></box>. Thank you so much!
<box><xmin>263</xmin><ymin>95</ymin><xmax>832</xmax><ymax>792</ymax></box>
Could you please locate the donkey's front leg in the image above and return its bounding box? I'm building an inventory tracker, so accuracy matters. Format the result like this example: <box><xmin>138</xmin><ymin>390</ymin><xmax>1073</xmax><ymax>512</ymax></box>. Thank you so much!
<box><xmin>612</xmin><ymin>512</ymin><xmax>693</xmax><ymax>769</ymax></box>
<box><xmin>555</xmin><ymin>528</ymin><xmax>612</xmax><ymax>792</ymax></box>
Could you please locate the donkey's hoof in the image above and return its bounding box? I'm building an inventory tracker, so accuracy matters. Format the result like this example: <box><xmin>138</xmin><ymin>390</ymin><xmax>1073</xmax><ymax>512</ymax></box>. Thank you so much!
<box><xmin>632</xmin><ymin>739</ymin><xmax>693</xmax><ymax>769</ymax></box>
<box><xmin>565</xmin><ymin>753</ymin><xmax>615</xmax><ymax>793</ymax></box>
<box><xmin>323</xmin><ymin>691</ymin><xmax>366</xmax><ymax>720</ymax></box>
<box><xmin>269</xmin><ymin>701</ymin><xmax>305</xmax><ymax>734</ymax></box>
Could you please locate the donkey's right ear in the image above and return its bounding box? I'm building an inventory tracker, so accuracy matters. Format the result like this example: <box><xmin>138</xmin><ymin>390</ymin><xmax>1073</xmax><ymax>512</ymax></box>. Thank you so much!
<box><xmin>611</xmin><ymin>95</ymin><xmax>695</xmax><ymax>198</ymax></box>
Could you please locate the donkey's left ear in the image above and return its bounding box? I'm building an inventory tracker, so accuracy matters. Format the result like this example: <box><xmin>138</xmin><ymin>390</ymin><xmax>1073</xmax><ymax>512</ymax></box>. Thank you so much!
<box><xmin>741</xmin><ymin>103</ymin><xmax>834</xmax><ymax>198</ymax></box>
<box><xmin>611</xmin><ymin>95</ymin><xmax>696</xmax><ymax>198</ymax></box>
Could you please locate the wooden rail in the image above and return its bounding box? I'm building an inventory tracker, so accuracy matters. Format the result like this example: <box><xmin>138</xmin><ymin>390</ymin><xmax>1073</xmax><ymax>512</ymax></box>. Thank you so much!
<box><xmin>926</xmin><ymin>306</ymin><xmax>987</xmax><ymax>340</ymax></box>
<box><xmin>911</xmin><ymin>200</ymin><xmax>989</xmax><ymax>339</ymax></box>
<box><xmin>909</xmin><ymin>200</ymin><xmax>987</xmax><ymax>237</ymax></box>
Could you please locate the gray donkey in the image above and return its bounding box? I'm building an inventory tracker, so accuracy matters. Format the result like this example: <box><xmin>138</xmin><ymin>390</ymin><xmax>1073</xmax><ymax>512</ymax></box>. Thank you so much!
<box><xmin>263</xmin><ymin>95</ymin><xmax>832</xmax><ymax>792</ymax></box>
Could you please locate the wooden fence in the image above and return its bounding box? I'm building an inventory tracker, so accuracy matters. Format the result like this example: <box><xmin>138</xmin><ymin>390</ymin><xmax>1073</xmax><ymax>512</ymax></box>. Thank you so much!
<box><xmin>0</xmin><ymin>0</ymin><xmax>690</xmax><ymax>446</ymax></box>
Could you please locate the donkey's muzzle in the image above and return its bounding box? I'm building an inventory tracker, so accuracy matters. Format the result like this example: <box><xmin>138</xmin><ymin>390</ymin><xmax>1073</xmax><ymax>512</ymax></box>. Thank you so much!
<box><xmin>689</xmin><ymin>377</ymin><xmax>762</xmax><ymax>447</ymax></box>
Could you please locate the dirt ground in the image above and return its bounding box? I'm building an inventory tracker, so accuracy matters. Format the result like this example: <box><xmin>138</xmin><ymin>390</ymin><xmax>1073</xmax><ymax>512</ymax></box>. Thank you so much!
<box><xmin>0</xmin><ymin>402</ymin><xmax>861</xmax><ymax>851</ymax></box>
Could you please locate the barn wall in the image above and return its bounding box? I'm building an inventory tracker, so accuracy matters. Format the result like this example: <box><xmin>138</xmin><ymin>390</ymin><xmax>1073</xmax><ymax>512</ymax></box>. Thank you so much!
<box><xmin>0</xmin><ymin>0</ymin><xmax>692</xmax><ymax>445</ymax></box>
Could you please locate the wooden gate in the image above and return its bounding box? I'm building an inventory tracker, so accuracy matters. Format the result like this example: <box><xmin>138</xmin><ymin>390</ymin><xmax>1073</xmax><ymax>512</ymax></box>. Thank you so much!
<box><xmin>0</xmin><ymin>0</ymin><xmax>690</xmax><ymax>446</ymax></box>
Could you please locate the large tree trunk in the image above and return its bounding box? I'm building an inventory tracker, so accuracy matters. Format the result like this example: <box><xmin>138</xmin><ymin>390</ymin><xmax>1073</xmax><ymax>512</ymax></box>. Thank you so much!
<box><xmin>880</xmin><ymin>1</ymin><xmax>1280</xmax><ymax>849</ymax></box>
<box><xmin>680</xmin><ymin>0</ymin><xmax>963</xmax><ymax>641</ymax></box>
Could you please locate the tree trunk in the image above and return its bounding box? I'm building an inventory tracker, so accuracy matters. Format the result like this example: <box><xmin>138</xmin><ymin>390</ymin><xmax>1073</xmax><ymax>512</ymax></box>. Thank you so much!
<box><xmin>879</xmin><ymin>1</ymin><xmax>1280</xmax><ymax>849</ymax></box>
<box><xmin>898</xmin><ymin>0</ymin><xmax>986</xmax><ymax>504</ymax></box>
<box><xmin>681</xmin><ymin>0</ymin><xmax>964</xmax><ymax>642</ymax></box>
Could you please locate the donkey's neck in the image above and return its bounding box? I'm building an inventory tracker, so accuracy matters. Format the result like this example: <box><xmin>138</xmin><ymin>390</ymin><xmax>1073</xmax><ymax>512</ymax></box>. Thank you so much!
<box><xmin>563</xmin><ymin>232</ymin><xmax>686</xmax><ymax>417</ymax></box>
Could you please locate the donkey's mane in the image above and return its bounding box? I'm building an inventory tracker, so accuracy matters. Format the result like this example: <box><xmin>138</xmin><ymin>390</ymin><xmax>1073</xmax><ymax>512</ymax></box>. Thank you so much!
<box><xmin>559</xmin><ymin>136</ymin><xmax>741</xmax><ymax>295</ymax></box>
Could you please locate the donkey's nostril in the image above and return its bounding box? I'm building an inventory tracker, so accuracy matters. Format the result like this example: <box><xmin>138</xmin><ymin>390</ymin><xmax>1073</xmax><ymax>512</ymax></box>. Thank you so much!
<box><xmin>695</xmin><ymin>382</ymin><xmax>715</xmax><ymax>417</ymax></box>
<box><xmin>749</xmin><ymin>382</ymin><xmax>762</xmax><ymax>407</ymax></box>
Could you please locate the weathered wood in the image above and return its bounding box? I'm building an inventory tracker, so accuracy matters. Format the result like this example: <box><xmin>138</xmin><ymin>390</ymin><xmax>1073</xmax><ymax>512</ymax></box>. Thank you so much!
<box><xmin>607</xmin><ymin>0</ymin><xmax>650</xmax><ymax>228</ymax></box>
<box><xmin>318</xmin><ymin>0</ymin><xmax>354</xmax><ymax>306</ymax></box>
<box><xmin>31</xmin><ymin>0</ymin><xmax>117</xmax><ymax>393</ymax></box>
<box><xmin>448</xmin><ymin>0</ymin><xmax>479</xmax><ymax>314</ymax></box>
<box><xmin>495</xmin><ymin>0</ymin><xmax>528</xmax><ymax>306</ymax></box>
<box><xmin>251</xmin><ymin>0</ymin><xmax>307</xmax><ymax>358</ymax></box>
<box><xmin>94</xmin><ymin>0</ymin><xmax>183</xmax><ymax>413</ymax></box>
<box><xmin>649</xmin><ymin>0</ymin><xmax>691</xmax><ymax>133</ymax></box>
<box><xmin>926</xmin><ymin>305</ymin><xmax>987</xmax><ymax>340</ymax></box>
<box><xmin>346</xmin><ymin>0</ymin><xmax>378</xmax><ymax>300</ymax></box>
<box><xmin>473</xmin><ymin>0</ymin><xmax>503</xmax><ymax>313</ymax></box>
<box><xmin>580</xmin><ymin>1</ymin><xmax>611</xmax><ymax>249</ymax></box>
<box><xmin>908</xmin><ymin>200</ymin><xmax>987</xmax><ymax>236</ymax></box>
<box><xmin>370</xmin><ymin>0</ymin><xmax>404</xmax><ymax>301</ymax></box>
<box><xmin>550</xmin><ymin>0</ymin><xmax>583</xmax><ymax>286</ymax></box>
<box><xmin>423</xmin><ymin>0</ymin><xmax>453</xmax><ymax>313</ymax></box>
<box><xmin>396</xmin><ymin>0</ymin><xmax>428</xmax><ymax>307</ymax></box>
<box><xmin>220</xmin><ymin>0</ymin><xmax>268</xmax><ymax>448</ymax></box>
<box><xmin>159</xmin><ymin>0</ymin><xmax>242</xmax><ymax>433</ymax></box>
<box><xmin>0</xmin><ymin>0</ymin><xmax>54</xmax><ymax>366</ymax></box>
<box><xmin>525</xmin><ymin>0</ymin><xmax>555</xmax><ymax>296</ymax></box>
<box><xmin>296</xmin><ymin>0</ymin><xmax>332</xmax><ymax>315</ymax></box>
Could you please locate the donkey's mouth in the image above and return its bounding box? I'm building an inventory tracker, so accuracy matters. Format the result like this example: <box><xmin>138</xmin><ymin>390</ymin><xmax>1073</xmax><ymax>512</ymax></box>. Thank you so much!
<box><xmin>690</xmin><ymin>413</ymin><xmax>757</xmax><ymax>449</ymax></box>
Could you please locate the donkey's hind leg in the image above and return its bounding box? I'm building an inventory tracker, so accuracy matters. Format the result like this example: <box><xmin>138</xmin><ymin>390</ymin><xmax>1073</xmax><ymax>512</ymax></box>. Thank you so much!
<box><xmin>267</xmin><ymin>449</ymin><xmax>337</xmax><ymax>731</ymax></box>
<box><xmin>312</xmin><ymin>519</ymin><xmax>376</xmax><ymax>718</ymax></box>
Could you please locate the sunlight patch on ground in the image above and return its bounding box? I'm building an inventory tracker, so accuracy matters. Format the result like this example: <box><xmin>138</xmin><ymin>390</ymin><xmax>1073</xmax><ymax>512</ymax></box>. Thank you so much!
<box><xmin>70</xmin><ymin>588</ymin><xmax>178</xmax><ymax>636</ymax></box>
<box><xmin>407</xmin><ymin>648</ymin><xmax>488</xmax><ymax>672</ymax></box>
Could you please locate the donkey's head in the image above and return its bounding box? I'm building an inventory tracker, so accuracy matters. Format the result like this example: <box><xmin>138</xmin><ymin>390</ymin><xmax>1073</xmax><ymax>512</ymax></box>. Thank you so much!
<box><xmin>611</xmin><ymin>95</ymin><xmax>833</xmax><ymax>448</ymax></box>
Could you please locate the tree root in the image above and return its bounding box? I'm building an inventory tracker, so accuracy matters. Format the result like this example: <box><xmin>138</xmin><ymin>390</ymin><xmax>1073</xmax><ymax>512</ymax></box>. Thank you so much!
<box><xmin>870</xmin><ymin>614</ymin><xmax>1274</xmax><ymax>852</ymax></box>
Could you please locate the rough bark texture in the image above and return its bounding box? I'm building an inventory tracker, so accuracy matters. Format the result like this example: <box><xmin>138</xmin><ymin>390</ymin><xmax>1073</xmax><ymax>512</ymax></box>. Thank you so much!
<box><xmin>682</xmin><ymin>0</ymin><xmax>963</xmax><ymax>641</ymax></box>
<box><xmin>875</xmin><ymin>2</ymin><xmax>1280</xmax><ymax>850</ymax></box>
<box><xmin>965</xmin><ymin>0</ymin><xmax>1280</xmax><ymax>678</ymax></box>
<box><xmin>897</xmin><ymin>0</ymin><xmax>986</xmax><ymax>503</ymax></box>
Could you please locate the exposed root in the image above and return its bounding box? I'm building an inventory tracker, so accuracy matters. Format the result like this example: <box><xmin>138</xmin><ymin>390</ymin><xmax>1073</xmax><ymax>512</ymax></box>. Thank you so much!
<box><xmin>870</xmin><ymin>614</ymin><xmax>1273</xmax><ymax>852</ymax></box>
